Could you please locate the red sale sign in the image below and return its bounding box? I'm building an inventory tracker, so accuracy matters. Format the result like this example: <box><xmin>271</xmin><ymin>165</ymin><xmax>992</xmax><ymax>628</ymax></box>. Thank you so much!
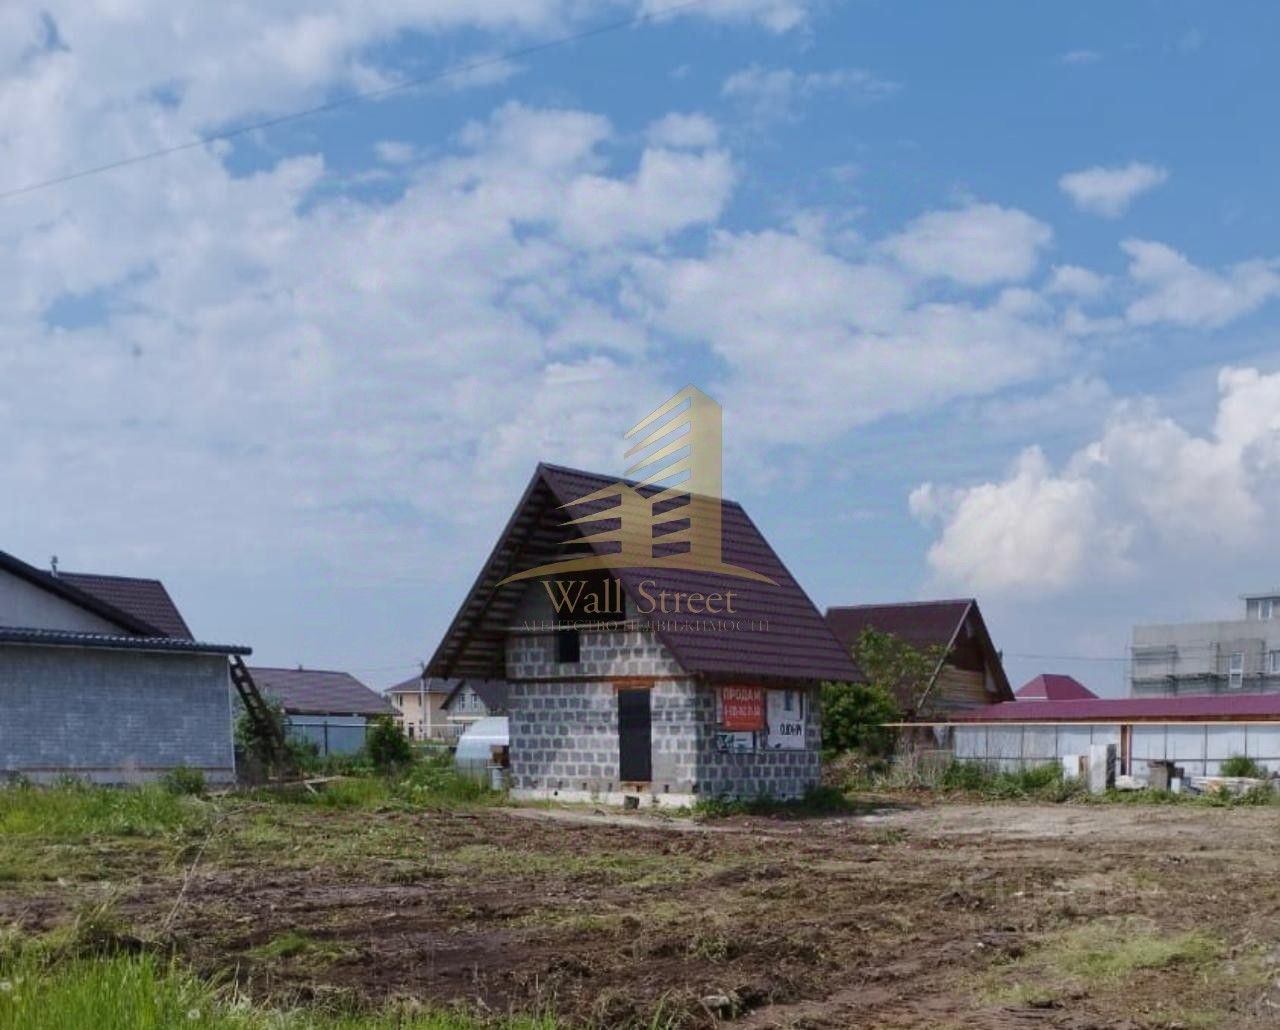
<box><xmin>720</xmin><ymin>686</ymin><xmax>765</xmax><ymax>731</ymax></box>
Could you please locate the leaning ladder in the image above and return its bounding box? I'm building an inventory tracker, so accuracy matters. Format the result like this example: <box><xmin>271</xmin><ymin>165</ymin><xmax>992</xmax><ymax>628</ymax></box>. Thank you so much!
<box><xmin>228</xmin><ymin>655</ymin><xmax>287</xmax><ymax>758</ymax></box>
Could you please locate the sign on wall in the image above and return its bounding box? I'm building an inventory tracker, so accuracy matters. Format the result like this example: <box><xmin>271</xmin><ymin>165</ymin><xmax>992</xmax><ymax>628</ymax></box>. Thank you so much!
<box><xmin>766</xmin><ymin>689</ymin><xmax>805</xmax><ymax>750</ymax></box>
<box><xmin>720</xmin><ymin>686</ymin><xmax>765</xmax><ymax>731</ymax></box>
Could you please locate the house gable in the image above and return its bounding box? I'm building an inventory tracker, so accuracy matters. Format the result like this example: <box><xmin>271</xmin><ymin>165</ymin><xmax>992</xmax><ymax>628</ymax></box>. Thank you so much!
<box><xmin>0</xmin><ymin>551</ymin><xmax>163</xmax><ymax>636</ymax></box>
<box><xmin>428</xmin><ymin>463</ymin><xmax>858</xmax><ymax>684</ymax></box>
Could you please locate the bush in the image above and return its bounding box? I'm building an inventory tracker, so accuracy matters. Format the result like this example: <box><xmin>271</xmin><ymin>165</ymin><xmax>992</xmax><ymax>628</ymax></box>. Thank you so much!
<box><xmin>159</xmin><ymin>766</ymin><xmax>206</xmax><ymax>796</ymax></box>
<box><xmin>1220</xmin><ymin>754</ymin><xmax>1265</xmax><ymax>778</ymax></box>
<box><xmin>365</xmin><ymin>717</ymin><xmax>414</xmax><ymax>773</ymax></box>
<box><xmin>820</xmin><ymin>681</ymin><xmax>899</xmax><ymax>758</ymax></box>
<box><xmin>940</xmin><ymin>760</ymin><xmax>1084</xmax><ymax>802</ymax></box>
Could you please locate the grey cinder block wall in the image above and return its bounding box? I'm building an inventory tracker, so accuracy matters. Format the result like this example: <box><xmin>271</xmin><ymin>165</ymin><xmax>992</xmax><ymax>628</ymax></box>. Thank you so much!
<box><xmin>506</xmin><ymin>619</ymin><xmax>821</xmax><ymax>805</ymax></box>
<box><xmin>0</xmin><ymin>645</ymin><xmax>236</xmax><ymax>785</ymax></box>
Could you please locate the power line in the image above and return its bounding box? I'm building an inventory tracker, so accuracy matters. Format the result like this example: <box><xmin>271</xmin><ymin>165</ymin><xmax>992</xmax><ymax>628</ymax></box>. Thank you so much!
<box><xmin>0</xmin><ymin>0</ymin><xmax>713</xmax><ymax>203</ymax></box>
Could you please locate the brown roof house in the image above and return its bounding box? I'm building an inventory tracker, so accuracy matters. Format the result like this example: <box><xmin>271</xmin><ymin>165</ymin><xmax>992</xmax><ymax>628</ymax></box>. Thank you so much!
<box><xmin>826</xmin><ymin>599</ymin><xmax>1013</xmax><ymax>716</ymax></box>
<box><xmin>250</xmin><ymin>667</ymin><xmax>397</xmax><ymax>757</ymax></box>
<box><xmin>429</xmin><ymin>456</ymin><xmax>857</xmax><ymax>808</ymax></box>
<box><xmin>0</xmin><ymin>549</ymin><xmax>248</xmax><ymax>784</ymax></box>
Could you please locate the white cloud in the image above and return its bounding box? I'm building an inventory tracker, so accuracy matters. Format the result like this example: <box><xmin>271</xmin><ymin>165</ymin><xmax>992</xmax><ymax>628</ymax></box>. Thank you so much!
<box><xmin>880</xmin><ymin>203</ymin><xmax>1053</xmax><ymax>286</ymax></box>
<box><xmin>1047</xmin><ymin>263</ymin><xmax>1108</xmax><ymax>298</ymax></box>
<box><xmin>1058</xmin><ymin>161</ymin><xmax>1168</xmax><ymax>217</ymax></box>
<box><xmin>646</xmin><ymin>112</ymin><xmax>719</xmax><ymax>149</ymax></box>
<box><xmin>910</xmin><ymin>448</ymin><xmax>1128</xmax><ymax>595</ymax></box>
<box><xmin>912</xmin><ymin>366</ymin><xmax>1280</xmax><ymax>596</ymax></box>
<box><xmin>633</xmin><ymin>228</ymin><xmax>1066</xmax><ymax>446</ymax></box>
<box><xmin>641</xmin><ymin>0</ymin><xmax>816</xmax><ymax>33</ymax></box>
<box><xmin>1060</xmin><ymin>49</ymin><xmax>1102</xmax><ymax>65</ymax></box>
<box><xmin>721</xmin><ymin>64</ymin><xmax>899</xmax><ymax>123</ymax></box>
<box><xmin>1122</xmin><ymin>239</ymin><xmax>1280</xmax><ymax>329</ymax></box>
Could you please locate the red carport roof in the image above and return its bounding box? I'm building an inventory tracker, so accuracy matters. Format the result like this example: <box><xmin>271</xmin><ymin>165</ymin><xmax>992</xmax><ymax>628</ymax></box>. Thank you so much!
<box><xmin>1015</xmin><ymin>674</ymin><xmax>1097</xmax><ymax>701</ymax></box>
<box><xmin>950</xmin><ymin>693</ymin><xmax>1280</xmax><ymax>723</ymax></box>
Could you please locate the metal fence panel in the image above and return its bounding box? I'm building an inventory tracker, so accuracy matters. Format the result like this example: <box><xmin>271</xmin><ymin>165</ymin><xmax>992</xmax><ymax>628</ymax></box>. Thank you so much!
<box><xmin>954</xmin><ymin>727</ymin><xmax>986</xmax><ymax>759</ymax></box>
<box><xmin>1205</xmin><ymin>726</ymin><xmax>1247</xmax><ymax>761</ymax></box>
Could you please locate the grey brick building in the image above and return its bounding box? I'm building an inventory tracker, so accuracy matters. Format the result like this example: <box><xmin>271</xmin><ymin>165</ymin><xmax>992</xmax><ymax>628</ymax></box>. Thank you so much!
<box><xmin>0</xmin><ymin>549</ymin><xmax>248</xmax><ymax>784</ymax></box>
<box><xmin>429</xmin><ymin>463</ymin><xmax>858</xmax><ymax>807</ymax></box>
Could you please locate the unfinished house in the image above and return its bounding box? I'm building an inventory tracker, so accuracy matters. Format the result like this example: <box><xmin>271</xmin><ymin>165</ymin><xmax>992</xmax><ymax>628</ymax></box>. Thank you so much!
<box><xmin>428</xmin><ymin>463</ymin><xmax>857</xmax><ymax>806</ymax></box>
<box><xmin>1132</xmin><ymin>591</ymin><xmax>1280</xmax><ymax>696</ymax></box>
<box><xmin>825</xmin><ymin>599</ymin><xmax>1013</xmax><ymax>715</ymax></box>
<box><xmin>0</xmin><ymin>549</ymin><xmax>248</xmax><ymax>784</ymax></box>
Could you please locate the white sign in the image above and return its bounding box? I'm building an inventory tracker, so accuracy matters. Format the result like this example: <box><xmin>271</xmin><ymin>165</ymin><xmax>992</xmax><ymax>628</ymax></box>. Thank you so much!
<box><xmin>715</xmin><ymin>731</ymin><xmax>755</xmax><ymax>753</ymax></box>
<box><xmin>766</xmin><ymin>690</ymin><xmax>805</xmax><ymax>750</ymax></box>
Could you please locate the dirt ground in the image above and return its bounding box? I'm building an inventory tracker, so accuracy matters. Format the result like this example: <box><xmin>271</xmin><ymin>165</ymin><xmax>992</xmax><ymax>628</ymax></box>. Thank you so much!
<box><xmin>6</xmin><ymin>796</ymin><xmax>1280</xmax><ymax>1028</ymax></box>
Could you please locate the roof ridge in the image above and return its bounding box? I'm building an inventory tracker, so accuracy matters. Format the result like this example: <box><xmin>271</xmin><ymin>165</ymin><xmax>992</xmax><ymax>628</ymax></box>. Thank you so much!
<box><xmin>536</xmin><ymin>461</ymin><xmax>746</xmax><ymax>509</ymax></box>
<box><xmin>827</xmin><ymin>598</ymin><xmax>974</xmax><ymax>612</ymax></box>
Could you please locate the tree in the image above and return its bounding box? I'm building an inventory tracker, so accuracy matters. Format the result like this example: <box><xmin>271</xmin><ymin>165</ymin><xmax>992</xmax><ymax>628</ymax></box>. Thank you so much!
<box><xmin>365</xmin><ymin>716</ymin><xmax>413</xmax><ymax>773</ymax></box>
<box><xmin>853</xmin><ymin>627</ymin><xmax>947</xmax><ymax>719</ymax></box>
<box><xmin>820</xmin><ymin>681</ymin><xmax>900</xmax><ymax>758</ymax></box>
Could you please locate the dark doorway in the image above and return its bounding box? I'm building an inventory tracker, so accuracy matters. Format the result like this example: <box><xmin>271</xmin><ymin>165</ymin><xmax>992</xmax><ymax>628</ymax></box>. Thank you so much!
<box><xmin>617</xmin><ymin>688</ymin><xmax>652</xmax><ymax>782</ymax></box>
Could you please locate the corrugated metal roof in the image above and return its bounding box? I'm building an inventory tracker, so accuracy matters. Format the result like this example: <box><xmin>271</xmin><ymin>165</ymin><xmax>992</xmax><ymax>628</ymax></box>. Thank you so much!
<box><xmin>1015</xmin><ymin>674</ymin><xmax>1097</xmax><ymax>701</ymax></box>
<box><xmin>429</xmin><ymin>463</ymin><xmax>859</xmax><ymax>683</ymax></box>
<box><xmin>951</xmin><ymin>693</ymin><xmax>1280</xmax><ymax>723</ymax></box>
<box><xmin>251</xmin><ymin>667</ymin><xmax>398</xmax><ymax>717</ymax></box>
<box><xmin>0</xmin><ymin>626</ymin><xmax>249</xmax><ymax>656</ymax></box>
<box><xmin>59</xmin><ymin>572</ymin><xmax>193</xmax><ymax>640</ymax></box>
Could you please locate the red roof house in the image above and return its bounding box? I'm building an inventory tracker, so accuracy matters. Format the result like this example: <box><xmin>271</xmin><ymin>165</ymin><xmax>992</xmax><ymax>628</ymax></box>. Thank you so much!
<box><xmin>1015</xmin><ymin>673</ymin><xmax>1097</xmax><ymax>701</ymax></box>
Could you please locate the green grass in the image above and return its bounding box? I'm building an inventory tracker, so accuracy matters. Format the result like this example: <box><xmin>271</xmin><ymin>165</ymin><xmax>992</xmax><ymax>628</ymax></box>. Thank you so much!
<box><xmin>693</xmin><ymin>785</ymin><xmax>855</xmax><ymax>818</ymax></box>
<box><xmin>0</xmin><ymin>782</ymin><xmax>210</xmax><ymax>839</ymax></box>
<box><xmin>940</xmin><ymin>761</ymin><xmax>1085</xmax><ymax>802</ymax></box>
<box><xmin>0</xmin><ymin>950</ymin><xmax>558</xmax><ymax>1030</ymax></box>
<box><xmin>1048</xmin><ymin>922</ymin><xmax>1220</xmax><ymax>981</ymax></box>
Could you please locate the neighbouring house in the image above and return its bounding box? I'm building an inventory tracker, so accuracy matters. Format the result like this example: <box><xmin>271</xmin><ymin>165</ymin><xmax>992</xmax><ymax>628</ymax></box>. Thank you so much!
<box><xmin>825</xmin><ymin>599</ymin><xmax>1014</xmax><ymax>715</ymax></box>
<box><xmin>935</xmin><ymin>692</ymin><xmax>1280</xmax><ymax>781</ymax></box>
<box><xmin>383</xmin><ymin>675</ymin><xmax>455</xmax><ymax>740</ymax></box>
<box><xmin>1015</xmin><ymin>674</ymin><xmax>1098</xmax><ymax>701</ymax></box>
<box><xmin>1132</xmin><ymin>591</ymin><xmax>1280</xmax><ymax>697</ymax></box>
<box><xmin>0</xmin><ymin>549</ymin><xmax>247</xmax><ymax>784</ymax></box>
<box><xmin>427</xmin><ymin>463</ymin><xmax>858</xmax><ymax>806</ymax></box>
<box><xmin>249</xmin><ymin>667</ymin><xmax>398</xmax><ymax>756</ymax></box>
<box><xmin>441</xmin><ymin>679</ymin><xmax>508</xmax><ymax>730</ymax></box>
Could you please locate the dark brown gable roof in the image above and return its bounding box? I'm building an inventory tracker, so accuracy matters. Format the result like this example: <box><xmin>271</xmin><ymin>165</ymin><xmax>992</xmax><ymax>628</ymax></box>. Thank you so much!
<box><xmin>0</xmin><ymin>549</ymin><xmax>164</xmax><ymax>636</ymax></box>
<box><xmin>251</xmin><ymin>667</ymin><xmax>398</xmax><ymax>717</ymax></box>
<box><xmin>59</xmin><ymin>572</ymin><xmax>192</xmax><ymax>640</ymax></box>
<box><xmin>825</xmin><ymin>599</ymin><xmax>1013</xmax><ymax>701</ymax></box>
<box><xmin>429</xmin><ymin>463</ymin><xmax>859</xmax><ymax>683</ymax></box>
<box><xmin>385</xmin><ymin>675</ymin><xmax>457</xmax><ymax>696</ymax></box>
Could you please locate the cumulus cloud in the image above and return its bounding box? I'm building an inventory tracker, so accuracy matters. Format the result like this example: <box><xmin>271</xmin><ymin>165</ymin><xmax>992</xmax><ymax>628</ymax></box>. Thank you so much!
<box><xmin>1122</xmin><ymin>239</ymin><xmax>1280</xmax><ymax>328</ymax></box>
<box><xmin>1047</xmin><ymin>263</ymin><xmax>1109</xmax><ymax>298</ymax></box>
<box><xmin>633</xmin><ymin>228</ymin><xmax>1066</xmax><ymax>446</ymax></box>
<box><xmin>1059</xmin><ymin>161</ymin><xmax>1168</xmax><ymax>217</ymax></box>
<box><xmin>721</xmin><ymin>64</ymin><xmax>899</xmax><ymax>123</ymax></box>
<box><xmin>911</xmin><ymin>366</ymin><xmax>1280</xmax><ymax>595</ymax></box>
<box><xmin>880</xmin><ymin>203</ymin><xmax>1053</xmax><ymax>286</ymax></box>
<box><xmin>646</xmin><ymin>112</ymin><xmax>719</xmax><ymax>148</ymax></box>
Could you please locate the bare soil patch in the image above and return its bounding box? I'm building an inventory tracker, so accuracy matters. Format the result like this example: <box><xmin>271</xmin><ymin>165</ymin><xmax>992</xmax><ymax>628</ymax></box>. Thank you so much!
<box><xmin>4</xmin><ymin>797</ymin><xmax>1280</xmax><ymax>1027</ymax></box>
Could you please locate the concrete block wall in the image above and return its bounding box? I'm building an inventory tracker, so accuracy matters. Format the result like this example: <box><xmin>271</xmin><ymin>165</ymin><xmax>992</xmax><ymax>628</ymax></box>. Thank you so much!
<box><xmin>507</xmin><ymin>626</ymin><xmax>683</xmax><ymax>680</ymax></box>
<box><xmin>690</xmin><ymin>685</ymin><xmax>821</xmax><ymax>801</ymax></box>
<box><xmin>0</xmin><ymin>644</ymin><xmax>236</xmax><ymax>784</ymax></box>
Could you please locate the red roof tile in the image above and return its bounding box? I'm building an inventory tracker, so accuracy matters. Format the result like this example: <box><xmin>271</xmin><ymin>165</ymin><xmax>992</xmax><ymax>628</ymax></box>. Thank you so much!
<box><xmin>1015</xmin><ymin>674</ymin><xmax>1097</xmax><ymax>701</ymax></box>
<box><xmin>951</xmin><ymin>693</ymin><xmax>1280</xmax><ymax>723</ymax></box>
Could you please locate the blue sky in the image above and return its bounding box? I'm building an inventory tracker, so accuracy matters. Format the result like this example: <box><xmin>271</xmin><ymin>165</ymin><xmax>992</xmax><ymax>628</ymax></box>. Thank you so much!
<box><xmin>4</xmin><ymin>1</ymin><xmax>1280</xmax><ymax>695</ymax></box>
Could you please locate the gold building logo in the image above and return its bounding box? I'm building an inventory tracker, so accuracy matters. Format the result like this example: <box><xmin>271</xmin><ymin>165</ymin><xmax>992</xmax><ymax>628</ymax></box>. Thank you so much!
<box><xmin>499</xmin><ymin>386</ymin><xmax>775</xmax><ymax>587</ymax></box>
